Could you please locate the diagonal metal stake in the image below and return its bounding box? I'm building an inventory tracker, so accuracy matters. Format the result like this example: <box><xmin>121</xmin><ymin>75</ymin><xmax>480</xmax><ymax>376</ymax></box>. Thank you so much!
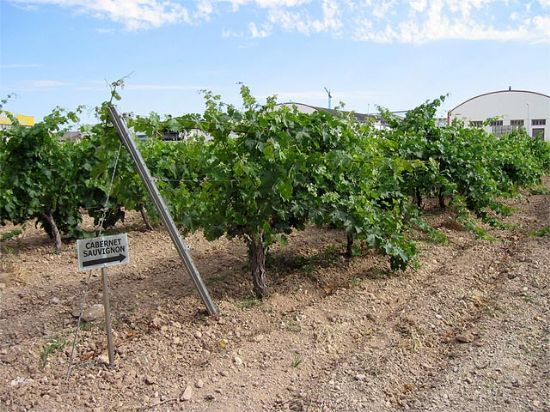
<box><xmin>108</xmin><ymin>105</ymin><xmax>219</xmax><ymax>316</ymax></box>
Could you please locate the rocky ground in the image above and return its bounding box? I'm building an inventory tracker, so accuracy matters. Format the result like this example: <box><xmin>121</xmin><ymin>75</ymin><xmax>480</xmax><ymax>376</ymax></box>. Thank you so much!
<box><xmin>0</xmin><ymin>179</ymin><xmax>548</xmax><ymax>411</ymax></box>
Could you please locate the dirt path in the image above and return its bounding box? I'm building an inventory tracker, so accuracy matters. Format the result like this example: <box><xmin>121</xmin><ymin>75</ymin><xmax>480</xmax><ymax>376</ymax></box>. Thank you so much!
<box><xmin>1</xmin><ymin>180</ymin><xmax>548</xmax><ymax>411</ymax></box>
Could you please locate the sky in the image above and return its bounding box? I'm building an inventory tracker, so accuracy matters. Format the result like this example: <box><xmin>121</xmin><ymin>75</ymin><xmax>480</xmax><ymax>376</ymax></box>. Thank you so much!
<box><xmin>0</xmin><ymin>0</ymin><xmax>549</xmax><ymax>123</ymax></box>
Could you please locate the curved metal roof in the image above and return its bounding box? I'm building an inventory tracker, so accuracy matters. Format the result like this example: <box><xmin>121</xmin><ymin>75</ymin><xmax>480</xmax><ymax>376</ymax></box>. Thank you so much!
<box><xmin>277</xmin><ymin>102</ymin><xmax>372</xmax><ymax>122</ymax></box>
<box><xmin>449</xmin><ymin>89</ymin><xmax>550</xmax><ymax>113</ymax></box>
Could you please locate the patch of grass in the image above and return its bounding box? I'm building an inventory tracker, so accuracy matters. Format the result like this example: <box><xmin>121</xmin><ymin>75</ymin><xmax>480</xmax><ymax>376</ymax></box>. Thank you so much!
<box><xmin>470</xmin><ymin>225</ymin><xmax>495</xmax><ymax>241</ymax></box>
<box><xmin>529</xmin><ymin>185</ymin><xmax>550</xmax><ymax>195</ymax></box>
<box><xmin>236</xmin><ymin>295</ymin><xmax>261</xmax><ymax>310</ymax></box>
<box><xmin>291</xmin><ymin>355</ymin><xmax>303</xmax><ymax>368</ymax></box>
<box><xmin>349</xmin><ymin>276</ymin><xmax>362</xmax><ymax>287</ymax></box>
<box><xmin>521</xmin><ymin>293</ymin><xmax>536</xmax><ymax>304</ymax></box>
<box><xmin>0</xmin><ymin>245</ymin><xmax>15</xmax><ymax>254</ymax></box>
<box><xmin>285</xmin><ymin>320</ymin><xmax>302</xmax><ymax>332</ymax></box>
<box><xmin>283</xmin><ymin>317</ymin><xmax>302</xmax><ymax>333</ymax></box>
<box><xmin>79</xmin><ymin>320</ymin><xmax>93</xmax><ymax>331</ymax></box>
<box><xmin>411</xmin><ymin>216</ymin><xmax>449</xmax><ymax>244</ymax></box>
<box><xmin>500</xmin><ymin>222</ymin><xmax>519</xmax><ymax>230</ymax></box>
<box><xmin>427</xmin><ymin>229</ymin><xmax>449</xmax><ymax>245</ymax></box>
<box><xmin>0</xmin><ymin>228</ymin><xmax>22</xmax><ymax>242</ymax></box>
<box><xmin>41</xmin><ymin>337</ymin><xmax>67</xmax><ymax>368</ymax></box>
<box><xmin>529</xmin><ymin>226</ymin><xmax>550</xmax><ymax>237</ymax></box>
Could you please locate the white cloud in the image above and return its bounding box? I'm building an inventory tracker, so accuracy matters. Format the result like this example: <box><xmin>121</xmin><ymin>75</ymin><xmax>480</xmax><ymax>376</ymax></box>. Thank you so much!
<box><xmin>95</xmin><ymin>27</ymin><xmax>114</xmax><ymax>34</ymax></box>
<box><xmin>249</xmin><ymin>22</ymin><xmax>272</xmax><ymax>37</ymax></box>
<box><xmin>28</xmin><ymin>80</ymin><xmax>72</xmax><ymax>88</ymax></box>
<box><xmin>222</xmin><ymin>0</ymin><xmax>311</xmax><ymax>9</ymax></box>
<box><xmin>531</xmin><ymin>15</ymin><xmax>550</xmax><ymax>39</ymax></box>
<box><xmin>352</xmin><ymin>0</ymin><xmax>549</xmax><ymax>44</ymax></box>
<box><xmin>410</xmin><ymin>0</ymin><xmax>427</xmax><ymax>13</ymax></box>
<box><xmin>8</xmin><ymin>0</ymin><xmax>192</xmax><ymax>30</ymax></box>
<box><xmin>222</xmin><ymin>28</ymin><xmax>245</xmax><ymax>38</ymax></box>
<box><xmin>265</xmin><ymin>0</ymin><xmax>342</xmax><ymax>36</ymax></box>
<box><xmin>8</xmin><ymin>0</ymin><xmax>550</xmax><ymax>43</ymax></box>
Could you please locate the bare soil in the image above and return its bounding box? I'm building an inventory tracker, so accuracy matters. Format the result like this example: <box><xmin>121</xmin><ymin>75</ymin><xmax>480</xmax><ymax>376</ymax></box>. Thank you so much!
<box><xmin>1</xmin><ymin>179</ymin><xmax>549</xmax><ymax>411</ymax></box>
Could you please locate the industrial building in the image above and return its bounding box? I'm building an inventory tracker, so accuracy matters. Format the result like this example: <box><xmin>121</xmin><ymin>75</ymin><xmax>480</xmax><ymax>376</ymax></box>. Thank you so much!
<box><xmin>0</xmin><ymin>112</ymin><xmax>35</xmax><ymax>130</ymax></box>
<box><xmin>278</xmin><ymin>102</ymin><xmax>396</xmax><ymax>130</ymax></box>
<box><xmin>448</xmin><ymin>89</ymin><xmax>550</xmax><ymax>141</ymax></box>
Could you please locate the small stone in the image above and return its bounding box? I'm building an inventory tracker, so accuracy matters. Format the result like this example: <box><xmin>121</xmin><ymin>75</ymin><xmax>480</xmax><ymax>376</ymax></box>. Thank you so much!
<box><xmin>180</xmin><ymin>385</ymin><xmax>193</xmax><ymax>401</ymax></box>
<box><xmin>10</xmin><ymin>377</ymin><xmax>23</xmax><ymax>386</ymax></box>
<box><xmin>533</xmin><ymin>400</ymin><xmax>541</xmax><ymax>408</ymax></box>
<box><xmin>152</xmin><ymin>317</ymin><xmax>162</xmax><ymax>328</ymax></box>
<box><xmin>173</xmin><ymin>337</ymin><xmax>181</xmax><ymax>345</ymax></box>
<box><xmin>507</xmin><ymin>273</ymin><xmax>517</xmax><ymax>279</ymax></box>
<box><xmin>0</xmin><ymin>283</ymin><xmax>7</xmax><ymax>290</ymax></box>
<box><xmin>455</xmin><ymin>332</ymin><xmax>474</xmax><ymax>343</ymax></box>
<box><xmin>435</xmin><ymin>314</ymin><xmax>443</xmax><ymax>320</ymax></box>
<box><xmin>233</xmin><ymin>356</ymin><xmax>243</xmax><ymax>366</ymax></box>
<box><xmin>81</xmin><ymin>304</ymin><xmax>104</xmax><ymax>322</ymax></box>
<box><xmin>195</xmin><ymin>379</ymin><xmax>204</xmax><ymax>388</ymax></box>
<box><xmin>253</xmin><ymin>334</ymin><xmax>264</xmax><ymax>342</ymax></box>
<box><xmin>97</xmin><ymin>354</ymin><xmax>110</xmax><ymax>365</ymax></box>
<box><xmin>51</xmin><ymin>297</ymin><xmax>60</xmax><ymax>304</ymax></box>
<box><xmin>205</xmin><ymin>394</ymin><xmax>215</xmax><ymax>401</ymax></box>
<box><xmin>355</xmin><ymin>374</ymin><xmax>366</xmax><ymax>381</ymax></box>
<box><xmin>194</xmin><ymin>331</ymin><xmax>203</xmax><ymax>339</ymax></box>
<box><xmin>220</xmin><ymin>370</ymin><xmax>229</xmax><ymax>377</ymax></box>
<box><xmin>144</xmin><ymin>375</ymin><xmax>155</xmax><ymax>385</ymax></box>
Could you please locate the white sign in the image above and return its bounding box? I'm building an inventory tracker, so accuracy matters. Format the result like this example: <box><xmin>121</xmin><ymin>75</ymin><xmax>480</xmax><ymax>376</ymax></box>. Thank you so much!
<box><xmin>77</xmin><ymin>233</ymin><xmax>129</xmax><ymax>271</ymax></box>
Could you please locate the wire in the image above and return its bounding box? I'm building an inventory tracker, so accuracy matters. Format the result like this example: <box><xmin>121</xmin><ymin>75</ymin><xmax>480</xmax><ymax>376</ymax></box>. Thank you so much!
<box><xmin>66</xmin><ymin>142</ymin><xmax>122</xmax><ymax>381</ymax></box>
<box><xmin>95</xmin><ymin>144</ymin><xmax>122</xmax><ymax>236</ymax></box>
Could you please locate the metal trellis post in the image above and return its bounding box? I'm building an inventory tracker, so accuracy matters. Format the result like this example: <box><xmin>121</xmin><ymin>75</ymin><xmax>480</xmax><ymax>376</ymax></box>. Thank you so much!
<box><xmin>108</xmin><ymin>105</ymin><xmax>219</xmax><ymax>316</ymax></box>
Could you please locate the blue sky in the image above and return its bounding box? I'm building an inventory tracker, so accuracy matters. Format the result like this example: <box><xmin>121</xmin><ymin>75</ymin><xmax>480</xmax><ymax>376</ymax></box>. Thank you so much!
<box><xmin>1</xmin><ymin>0</ymin><xmax>549</xmax><ymax>123</ymax></box>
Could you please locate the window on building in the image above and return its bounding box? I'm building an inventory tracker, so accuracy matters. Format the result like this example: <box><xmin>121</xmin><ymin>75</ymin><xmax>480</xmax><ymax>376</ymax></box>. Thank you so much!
<box><xmin>493</xmin><ymin>125</ymin><xmax>512</xmax><ymax>137</ymax></box>
<box><xmin>532</xmin><ymin>119</ymin><xmax>546</xmax><ymax>126</ymax></box>
<box><xmin>510</xmin><ymin>119</ymin><xmax>524</xmax><ymax>127</ymax></box>
<box><xmin>469</xmin><ymin>121</ymin><xmax>483</xmax><ymax>127</ymax></box>
<box><xmin>490</xmin><ymin>120</ymin><xmax>503</xmax><ymax>126</ymax></box>
<box><xmin>532</xmin><ymin>128</ymin><xmax>545</xmax><ymax>139</ymax></box>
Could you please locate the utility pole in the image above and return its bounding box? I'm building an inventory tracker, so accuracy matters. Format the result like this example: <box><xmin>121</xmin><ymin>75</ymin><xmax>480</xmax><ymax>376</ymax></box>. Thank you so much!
<box><xmin>324</xmin><ymin>87</ymin><xmax>332</xmax><ymax>110</ymax></box>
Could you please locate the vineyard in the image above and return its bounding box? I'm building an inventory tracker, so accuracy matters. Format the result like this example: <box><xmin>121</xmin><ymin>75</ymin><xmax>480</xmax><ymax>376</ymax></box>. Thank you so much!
<box><xmin>1</xmin><ymin>87</ymin><xmax>550</xmax><ymax>410</ymax></box>
<box><xmin>1</xmin><ymin>86</ymin><xmax>549</xmax><ymax>297</ymax></box>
